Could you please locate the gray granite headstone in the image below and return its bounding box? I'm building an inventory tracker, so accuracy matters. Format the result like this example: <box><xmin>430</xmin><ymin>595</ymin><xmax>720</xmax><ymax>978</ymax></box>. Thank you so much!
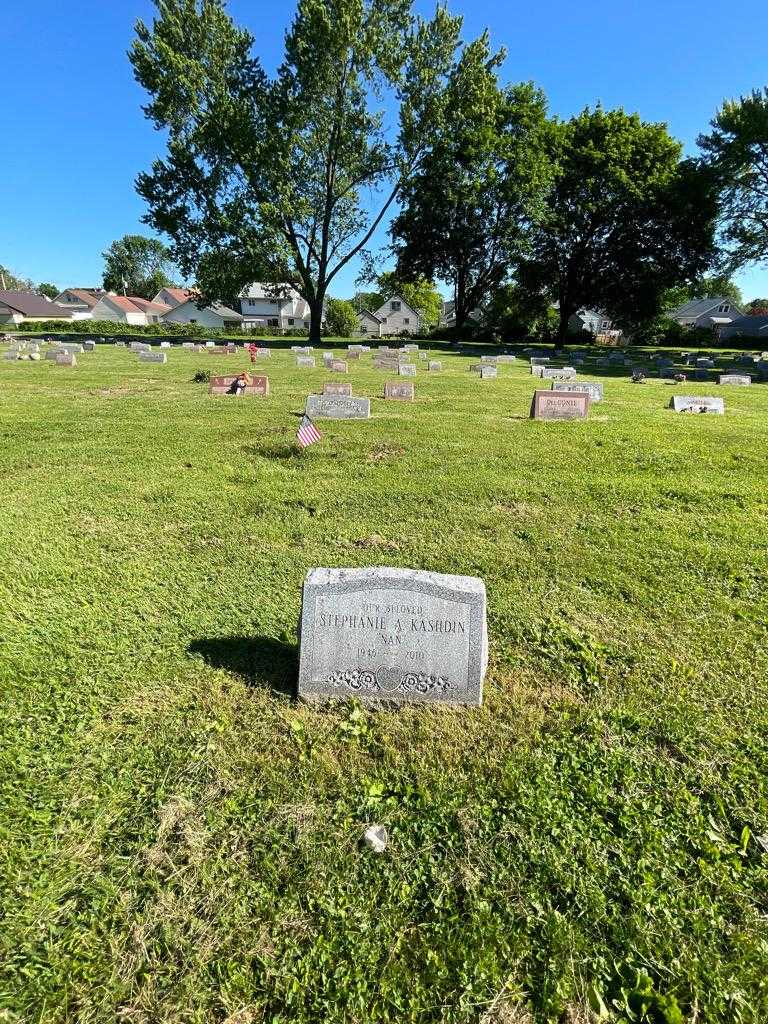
<box><xmin>718</xmin><ymin>374</ymin><xmax>751</xmax><ymax>385</ymax></box>
<box><xmin>497</xmin><ymin>355</ymin><xmax>516</xmax><ymax>363</ymax></box>
<box><xmin>551</xmin><ymin>380</ymin><xmax>603</xmax><ymax>402</ymax></box>
<box><xmin>399</xmin><ymin>364</ymin><xmax>416</xmax><ymax>377</ymax></box>
<box><xmin>428</xmin><ymin>360</ymin><xmax>442</xmax><ymax>371</ymax></box>
<box><xmin>139</xmin><ymin>351</ymin><xmax>168</xmax><ymax>363</ymax></box>
<box><xmin>541</xmin><ymin>366</ymin><xmax>576</xmax><ymax>380</ymax></box>
<box><xmin>479</xmin><ymin>365</ymin><xmax>497</xmax><ymax>379</ymax></box>
<box><xmin>297</xmin><ymin>356</ymin><xmax>316</xmax><ymax>368</ymax></box>
<box><xmin>669</xmin><ymin>395</ymin><xmax>725</xmax><ymax>414</ymax></box>
<box><xmin>305</xmin><ymin>394</ymin><xmax>370</xmax><ymax>419</ymax></box>
<box><xmin>297</xmin><ymin>567</ymin><xmax>488</xmax><ymax>706</ymax></box>
<box><xmin>530</xmin><ymin>365</ymin><xmax>545</xmax><ymax>378</ymax></box>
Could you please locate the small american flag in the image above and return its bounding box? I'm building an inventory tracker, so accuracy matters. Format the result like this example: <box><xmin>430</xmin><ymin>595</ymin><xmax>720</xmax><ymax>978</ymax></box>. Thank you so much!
<box><xmin>297</xmin><ymin>414</ymin><xmax>321</xmax><ymax>448</ymax></box>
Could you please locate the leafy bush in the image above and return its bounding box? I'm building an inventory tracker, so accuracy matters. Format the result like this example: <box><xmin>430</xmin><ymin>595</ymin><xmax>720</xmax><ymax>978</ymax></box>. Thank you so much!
<box><xmin>325</xmin><ymin>298</ymin><xmax>359</xmax><ymax>338</ymax></box>
<box><xmin>192</xmin><ymin>369</ymin><xmax>210</xmax><ymax>383</ymax></box>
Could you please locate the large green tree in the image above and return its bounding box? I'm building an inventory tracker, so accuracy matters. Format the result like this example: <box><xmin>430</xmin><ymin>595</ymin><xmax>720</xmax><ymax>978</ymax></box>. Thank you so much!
<box><xmin>699</xmin><ymin>87</ymin><xmax>768</xmax><ymax>271</ymax></box>
<box><xmin>391</xmin><ymin>34</ymin><xmax>550</xmax><ymax>335</ymax></box>
<box><xmin>517</xmin><ymin>107</ymin><xmax>718</xmax><ymax>339</ymax></box>
<box><xmin>102</xmin><ymin>234</ymin><xmax>175</xmax><ymax>299</ymax></box>
<box><xmin>36</xmin><ymin>283</ymin><xmax>59</xmax><ymax>300</ymax></box>
<box><xmin>131</xmin><ymin>0</ymin><xmax>462</xmax><ymax>344</ymax></box>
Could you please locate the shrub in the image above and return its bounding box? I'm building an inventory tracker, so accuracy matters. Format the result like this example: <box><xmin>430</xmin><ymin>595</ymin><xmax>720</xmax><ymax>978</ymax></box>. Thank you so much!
<box><xmin>325</xmin><ymin>298</ymin><xmax>359</xmax><ymax>338</ymax></box>
<box><xmin>193</xmin><ymin>369</ymin><xmax>210</xmax><ymax>383</ymax></box>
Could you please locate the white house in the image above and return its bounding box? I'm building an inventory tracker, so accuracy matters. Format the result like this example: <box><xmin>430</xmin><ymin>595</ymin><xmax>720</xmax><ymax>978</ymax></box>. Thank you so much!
<box><xmin>0</xmin><ymin>290</ymin><xmax>75</xmax><ymax>325</ymax></box>
<box><xmin>152</xmin><ymin>286</ymin><xmax>195</xmax><ymax>308</ymax></box>
<box><xmin>239</xmin><ymin>282</ymin><xmax>311</xmax><ymax>330</ymax></box>
<box><xmin>162</xmin><ymin>299</ymin><xmax>244</xmax><ymax>331</ymax></box>
<box><xmin>371</xmin><ymin>295</ymin><xmax>421</xmax><ymax>336</ymax></box>
<box><xmin>356</xmin><ymin>309</ymin><xmax>384</xmax><ymax>337</ymax></box>
<box><xmin>90</xmin><ymin>294</ymin><xmax>171</xmax><ymax>325</ymax></box>
<box><xmin>54</xmin><ymin>288</ymin><xmax>105</xmax><ymax>319</ymax></box>
<box><xmin>669</xmin><ymin>297</ymin><xmax>742</xmax><ymax>330</ymax></box>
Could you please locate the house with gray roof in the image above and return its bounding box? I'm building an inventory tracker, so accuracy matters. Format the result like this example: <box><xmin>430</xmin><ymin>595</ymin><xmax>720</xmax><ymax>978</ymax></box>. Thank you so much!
<box><xmin>0</xmin><ymin>290</ymin><xmax>75</xmax><ymax>324</ymax></box>
<box><xmin>669</xmin><ymin>297</ymin><xmax>742</xmax><ymax>330</ymax></box>
<box><xmin>718</xmin><ymin>315</ymin><xmax>768</xmax><ymax>341</ymax></box>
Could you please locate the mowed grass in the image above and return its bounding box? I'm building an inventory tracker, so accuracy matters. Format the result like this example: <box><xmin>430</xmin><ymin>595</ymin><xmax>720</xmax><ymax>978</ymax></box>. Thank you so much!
<box><xmin>1</xmin><ymin>342</ymin><xmax>767</xmax><ymax>1024</ymax></box>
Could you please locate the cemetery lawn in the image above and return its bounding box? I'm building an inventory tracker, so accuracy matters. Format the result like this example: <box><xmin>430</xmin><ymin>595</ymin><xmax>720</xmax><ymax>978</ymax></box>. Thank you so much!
<box><xmin>2</xmin><ymin>343</ymin><xmax>768</xmax><ymax>1024</ymax></box>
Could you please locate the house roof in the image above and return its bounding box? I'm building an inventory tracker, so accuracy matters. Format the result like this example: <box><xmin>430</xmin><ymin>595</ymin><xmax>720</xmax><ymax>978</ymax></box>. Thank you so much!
<box><xmin>98</xmin><ymin>294</ymin><xmax>143</xmax><ymax>313</ymax></box>
<box><xmin>374</xmin><ymin>294</ymin><xmax>421</xmax><ymax>320</ymax></box>
<box><xmin>155</xmin><ymin>287</ymin><xmax>195</xmax><ymax>306</ymax></box>
<box><xmin>129</xmin><ymin>297</ymin><xmax>172</xmax><ymax>315</ymax></box>
<box><xmin>724</xmin><ymin>315</ymin><xmax>768</xmax><ymax>333</ymax></box>
<box><xmin>55</xmin><ymin>288</ymin><xmax>104</xmax><ymax>308</ymax></box>
<box><xmin>0</xmin><ymin>290</ymin><xmax>74</xmax><ymax>317</ymax></box>
<box><xmin>359</xmin><ymin>309</ymin><xmax>382</xmax><ymax>323</ymax></box>
<box><xmin>670</xmin><ymin>297</ymin><xmax>738</xmax><ymax>319</ymax></box>
<box><xmin>241</xmin><ymin>282</ymin><xmax>302</xmax><ymax>301</ymax></box>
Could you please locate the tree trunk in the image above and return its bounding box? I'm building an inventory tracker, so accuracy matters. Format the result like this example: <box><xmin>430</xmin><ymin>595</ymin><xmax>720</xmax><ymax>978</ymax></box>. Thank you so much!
<box><xmin>308</xmin><ymin>293</ymin><xmax>324</xmax><ymax>345</ymax></box>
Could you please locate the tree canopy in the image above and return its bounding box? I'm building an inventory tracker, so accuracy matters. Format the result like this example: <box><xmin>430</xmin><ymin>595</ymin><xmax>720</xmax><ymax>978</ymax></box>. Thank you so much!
<box><xmin>517</xmin><ymin>107</ymin><xmax>719</xmax><ymax>338</ymax></box>
<box><xmin>102</xmin><ymin>234</ymin><xmax>175</xmax><ymax>300</ymax></box>
<box><xmin>131</xmin><ymin>0</ymin><xmax>463</xmax><ymax>342</ymax></box>
<box><xmin>325</xmin><ymin>297</ymin><xmax>359</xmax><ymax>337</ymax></box>
<box><xmin>699</xmin><ymin>87</ymin><xmax>768</xmax><ymax>272</ymax></box>
<box><xmin>391</xmin><ymin>33</ymin><xmax>550</xmax><ymax>334</ymax></box>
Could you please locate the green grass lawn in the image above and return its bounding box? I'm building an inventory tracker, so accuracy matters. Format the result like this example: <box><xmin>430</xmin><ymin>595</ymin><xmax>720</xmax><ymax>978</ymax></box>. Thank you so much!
<box><xmin>1</xmin><ymin>342</ymin><xmax>767</xmax><ymax>1024</ymax></box>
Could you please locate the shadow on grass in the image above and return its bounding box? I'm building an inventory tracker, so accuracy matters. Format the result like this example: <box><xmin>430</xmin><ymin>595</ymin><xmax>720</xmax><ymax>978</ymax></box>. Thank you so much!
<box><xmin>188</xmin><ymin>634</ymin><xmax>297</xmax><ymax>697</ymax></box>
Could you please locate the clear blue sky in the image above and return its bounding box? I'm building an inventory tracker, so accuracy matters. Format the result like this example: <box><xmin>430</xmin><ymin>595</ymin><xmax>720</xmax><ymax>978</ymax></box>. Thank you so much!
<box><xmin>2</xmin><ymin>0</ymin><xmax>767</xmax><ymax>300</ymax></box>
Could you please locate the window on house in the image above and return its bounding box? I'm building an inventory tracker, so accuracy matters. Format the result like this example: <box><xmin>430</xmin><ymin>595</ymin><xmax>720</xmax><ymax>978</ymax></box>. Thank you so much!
<box><xmin>381</xmin><ymin>317</ymin><xmax>387</xmax><ymax>324</ymax></box>
<box><xmin>304</xmin><ymin>321</ymin><xmax>310</xmax><ymax>328</ymax></box>
<box><xmin>268</xmin><ymin>318</ymin><xmax>279</xmax><ymax>327</ymax></box>
<box><xmin>288</xmin><ymin>318</ymin><xmax>295</xmax><ymax>326</ymax></box>
<box><xmin>404</xmin><ymin>318</ymin><xmax>410</xmax><ymax>324</ymax></box>
<box><xmin>390</xmin><ymin>301</ymin><xmax>401</xmax><ymax>311</ymax></box>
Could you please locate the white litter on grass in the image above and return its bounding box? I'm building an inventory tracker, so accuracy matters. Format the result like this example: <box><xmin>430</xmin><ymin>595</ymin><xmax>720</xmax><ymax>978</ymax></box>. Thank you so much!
<box><xmin>363</xmin><ymin>825</ymin><xmax>388</xmax><ymax>853</ymax></box>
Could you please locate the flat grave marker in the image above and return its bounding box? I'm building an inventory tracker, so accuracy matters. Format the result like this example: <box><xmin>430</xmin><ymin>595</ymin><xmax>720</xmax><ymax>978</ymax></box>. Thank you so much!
<box><xmin>551</xmin><ymin>380</ymin><xmax>603</xmax><ymax>402</ymax></box>
<box><xmin>669</xmin><ymin>395</ymin><xmax>724</xmax><ymax>414</ymax></box>
<box><xmin>297</xmin><ymin>567</ymin><xmax>488</xmax><ymax>706</ymax></box>
<box><xmin>541</xmin><ymin>366</ymin><xmax>577</xmax><ymax>380</ymax></box>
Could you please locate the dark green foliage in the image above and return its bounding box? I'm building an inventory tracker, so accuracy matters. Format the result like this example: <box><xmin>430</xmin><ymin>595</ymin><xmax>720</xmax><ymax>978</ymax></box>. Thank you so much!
<box><xmin>102</xmin><ymin>234</ymin><xmax>176</xmax><ymax>299</ymax></box>
<box><xmin>699</xmin><ymin>87</ymin><xmax>768</xmax><ymax>272</ymax></box>
<box><xmin>517</xmin><ymin>107</ymin><xmax>719</xmax><ymax>339</ymax></box>
<box><xmin>324</xmin><ymin>298</ymin><xmax>359</xmax><ymax>338</ymax></box>
<box><xmin>192</xmin><ymin>368</ymin><xmax>210</xmax><ymax>382</ymax></box>
<box><xmin>36</xmin><ymin>282</ymin><xmax>59</xmax><ymax>300</ymax></box>
<box><xmin>392</xmin><ymin>36</ymin><xmax>550</xmax><ymax>335</ymax></box>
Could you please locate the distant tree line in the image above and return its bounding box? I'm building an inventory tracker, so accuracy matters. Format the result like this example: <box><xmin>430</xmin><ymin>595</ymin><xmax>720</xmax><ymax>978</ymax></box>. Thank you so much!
<box><xmin>116</xmin><ymin>2</ymin><xmax>765</xmax><ymax>342</ymax></box>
